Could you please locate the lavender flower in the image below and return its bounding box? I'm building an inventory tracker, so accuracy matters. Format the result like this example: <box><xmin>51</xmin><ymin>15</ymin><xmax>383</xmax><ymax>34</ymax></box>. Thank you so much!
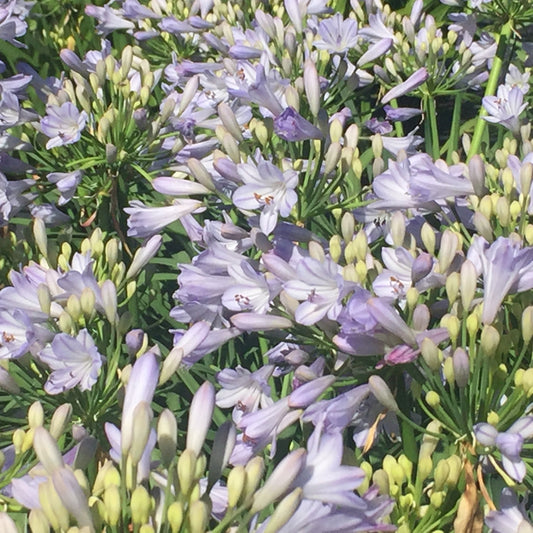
<box><xmin>483</xmin><ymin>85</ymin><xmax>527</xmax><ymax>135</ymax></box>
<box><xmin>475</xmin><ymin>417</ymin><xmax>533</xmax><ymax>482</ymax></box>
<box><xmin>467</xmin><ymin>236</ymin><xmax>533</xmax><ymax>324</ymax></box>
<box><xmin>485</xmin><ymin>488</ymin><xmax>533</xmax><ymax>533</ymax></box>
<box><xmin>38</xmin><ymin>329</ymin><xmax>104</xmax><ymax>394</ymax></box>
<box><xmin>40</xmin><ymin>102</ymin><xmax>88</xmax><ymax>149</ymax></box>
<box><xmin>47</xmin><ymin>170</ymin><xmax>82</xmax><ymax>205</ymax></box>
<box><xmin>232</xmin><ymin>160</ymin><xmax>298</xmax><ymax>235</ymax></box>
<box><xmin>274</xmin><ymin>107</ymin><xmax>323</xmax><ymax>142</ymax></box>
<box><xmin>381</xmin><ymin>68</ymin><xmax>428</xmax><ymax>104</ymax></box>
<box><xmin>314</xmin><ymin>13</ymin><xmax>359</xmax><ymax>54</ymax></box>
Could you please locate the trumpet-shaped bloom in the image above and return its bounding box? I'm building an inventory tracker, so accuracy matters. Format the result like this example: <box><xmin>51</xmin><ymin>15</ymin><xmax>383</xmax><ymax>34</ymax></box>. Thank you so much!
<box><xmin>483</xmin><ymin>85</ymin><xmax>527</xmax><ymax>134</ymax></box>
<box><xmin>314</xmin><ymin>13</ymin><xmax>359</xmax><ymax>54</ymax></box>
<box><xmin>232</xmin><ymin>160</ymin><xmax>298</xmax><ymax>235</ymax></box>
<box><xmin>274</xmin><ymin>106</ymin><xmax>323</xmax><ymax>142</ymax></box>
<box><xmin>467</xmin><ymin>236</ymin><xmax>533</xmax><ymax>324</ymax></box>
<box><xmin>475</xmin><ymin>417</ymin><xmax>533</xmax><ymax>482</ymax></box>
<box><xmin>40</xmin><ymin>102</ymin><xmax>88</xmax><ymax>149</ymax></box>
<box><xmin>485</xmin><ymin>488</ymin><xmax>533</xmax><ymax>533</ymax></box>
<box><xmin>38</xmin><ymin>329</ymin><xmax>104</xmax><ymax>394</ymax></box>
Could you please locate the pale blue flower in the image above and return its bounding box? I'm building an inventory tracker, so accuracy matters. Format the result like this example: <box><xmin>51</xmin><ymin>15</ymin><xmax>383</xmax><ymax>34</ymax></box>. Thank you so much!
<box><xmin>38</xmin><ymin>329</ymin><xmax>104</xmax><ymax>394</ymax></box>
<box><xmin>40</xmin><ymin>102</ymin><xmax>88</xmax><ymax>149</ymax></box>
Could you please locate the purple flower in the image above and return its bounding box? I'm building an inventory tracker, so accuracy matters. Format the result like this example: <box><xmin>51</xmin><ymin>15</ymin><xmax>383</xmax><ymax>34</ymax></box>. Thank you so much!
<box><xmin>467</xmin><ymin>236</ymin><xmax>533</xmax><ymax>324</ymax></box>
<box><xmin>274</xmin><ymin>107</ymin><xmax>323</xmax><ymax>142</ymax></box>
<box><xmin>483</xmin><ymin>85</ymin><xmax>527</xmax><ymax>135</ymax></box>
<box><xmin>233</xmin><ymin>160</ymin><xmax>298</xmax><ymax>235</ymax></box>
<box><xmin>365</xmin><ymin>118</ymin><xmax>392</xmax><ymax>134</ymax></box>
<box><xmin>38</xmin><ymin>329</ymin><xmax>104</xmax><ymax>394</ymax></box>
<box><xmin>381</xmin><ymin>68</ymin><xmax>428</xmax><ymax>104</ymax></box>
<box><xmin>216</xmin><ymin>365</ymin><xmax>274</xmax><ymax>423</ymax></box>
<box><xmin>124</xmin><ymin>199</ymin><xmax>204</xmax><ymax>238</ymax></box>
<box><xmin>40</xmin><ymin>102</ymin><xmax>88</xmax><ymax>149</ymax></box>
<box><xmin>290</xmin><ymin>424</ymin><xmax>365</xmax><ymax>507</ymax></box>
<box><xmin>47</xmin><ymin>170</ymin><xmax>83</xmax><ymax>205</ymax></box>
<box><xmin>384</xmin><ymin>105</ymin><xmax>421</xmax><ymax>122</ymax></box>
<box><xmin>475</xmin><ymin>417</ymin><xmax>533</xmax><ymax>482</ymax></box>
<box><xmin>485</xmin><ymin>488</ymin><xmax>533</xmax><ymax>533</ymax></box>
<box><xmin>314</xmin><ymin>13</ymin><xmax>359</xmax><ymax>54</ymax></box>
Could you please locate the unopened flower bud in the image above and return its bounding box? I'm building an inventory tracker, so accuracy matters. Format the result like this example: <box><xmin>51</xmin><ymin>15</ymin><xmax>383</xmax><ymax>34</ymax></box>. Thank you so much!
<box><xmin>186</xmin><ymin>382</ymin><xmax>215</xmax><ymax>456</ymax></box>
<box><xmin>329</xmin><ymin>235</ymin><xmax>342</xmax><ymax>263</ymax></box>
<box><xmin>263</xmin><ymin>488</ymin><xmax>303</xmax><ymax>533</ymax></box>
<box><xmin>33</xmin><ymin>217</ymin><xmax>48</xmax><ymax>259</ymax></box>
<box><xmin>101</xmin><ymin>280</ymin><xmax>118</xmax><ymax>324</ymax></box>
<box><xmin>495</xmin><ymin>196</ymin><xmax>510</xmax><ymax>227</ymax></box>
<box><xmin>522</xmin><ymin>306</ymin><xmax>533</xmax><ymax>343</ymax></box>
<box><xmin>466</xmin><ymin>313</ymin><xmax>479</xmax><ymax>338</ymax></box>
<box><xmin>445</xmin><ymin>455</ymin><xmax>462</xmax><ymax>488</ymax></box>
<box><xmin>13</xmin><ymin>428</ymin><xmax>25</xmax><ymax>453</ymax></box>
<box><xmin>372</xmin><ymin>469</ymin><xmax>390</xmax><ymax>495</ymax></box>
<box><xmin>468</xmin><ymin>155</ymin><xmax>487</xmax><ymax>196</ymax></box>
<box><xmin>33</xmin><ymin>427</ymin><xmax>64</xmax><ymax>474</ymax></box>
<box><xmin>218</xmin><ymin>102</ymin><xmax>244</xmax><ymax>141</ymax></box>
<box><xmin>129</xmin><ymin>402</ymin><xmax>152</xmax><ymax>466</ymax></box>
<box><xmin>487</xmin><ymin>411</ymin><xmax>499</xmax><ymax>426</ymax></box>
<box><xmin>38</xmin><ymin>284</ymin><xmax>51</xmax><ymax>315</ymax></box>
<box><xmin>453</xmin><ymin>348</ymin><xmax>470</xmax><ymax>388</ymax></box>
<box><xmin>411</xmin><ymin>253</ymin><xmax>432</xmax><ymax>283</ymax></box>
<box><xmin>208</xmin><ymin>421</ymin><xmax>236</xmax><ymax>492</ymax></box>
<box><xmin>480</xmin><ymin>325</ymin><xmax>500</xmax><ymax>357</ymax></box>
<box><xmin>421</xmin><ymin>223</ymin><xmax>436</xmax><ymax>255</ymax></box>
<box><xmin>50</xmin><ymin>403</ymin><xmax>72</xmax><ymax>439</ymax></box>
<box><xmin>251</xmin><ymin>449</ymin><xmax>306</xmax><ymax>514</ymax></box>
<box><xmin>426</xmin><ymin>391</ymin><xmax>440</xmax><ymax>408</ymax></box>
<box><xmin>131</xmin><ymin>486</ymin><xmax>151</xmax><ymax>525</ymax></box>
<box><xmin>103</xmin><ymin>484</ymin><xmax>120</xmax><ymax>526</ymax></box>
<box><xmin>430</xmin><ymin>491</ymin><xmax>445</xmax><ymax>508</ymax></box>
<box><xmin>324</xmin><ymin>142</ymin><xmax>342</xmax><ymax>174</ymax></box>
<box><xmin>438</xmin><ymin>230</ymin><xmax>459</xmax><ymax>273</ymax></box>
<box><xmin>446</xmin><ymin>272</ymin><xmax>460</xmax><ymax>304</ymax></box>
<box><xmin>79</xmin><ymin>288</ymin><xmax>96</xmax><ymax>317</ymax></box>
<box><xmin>243</xmin><ymin>456</ymin><xmax>265</xmax><ymax>501</ymax></box>
<box><xmin>417</xmin><ymin>455</ymin><xmax>433</xmax><ymax>482</ymax></box>
<box><xmin>167</xmin><ymin>502</ymin><xmax>183</xmax><ymax>533</ymax></box>
<box><xmin>158</xmin><ymin>409</ymin><xmax>178</xmax><ymax>467</ymax></box>
<box><xmin>28</xmin><ymin>401</ymin><xmax>44</xmax><ymax>429</ymax></box>
<box><xmin>420</xmin><ymin>338</ymin><xmax>440</xmax><ymax>371</ymax></box>
<box><xmin>341</xmin><ymin>211</ymin><xmax>355</xmax><ymax>243</ymax></box>
<box><xmin>412</xmin><ymin>304</ymin><xmax>430</xmax><ymax>331</ymax></box>
<box><xmin>177</xmin><ymin>449</ymin><xmax>197</xmax><ymax>495</ymax></box>
<box><xmin>28</xmin><ymin>509</ymin><xmax>50</xmax><ymax>533</ymax></box>
<box><xmin>39</xmin><ymin>479</ymin><xmax>70</xmax><ymax>531</ymax></box>
<box><xmin>304</xmin><ymin>59</ymin><xmax>320</xmax><ymax>117</ymax></box>
<box><xmin>460</xmin><ymin>260</ymin><xmax>477</xmax><ymax>312</ymax></box>
<box><xmin>443</xmin><ymin>357</ymin><xmax>454</xmax><ymax>386</ymax></box>
<box><xmin>368</xmin><ymin>375</ymin><xmax>399</xmax><ymax>413</ymax></box>
<box><xmin>188</xmin><ymin>500</ymin><xmax>209</xmax><ymax>533</ymax></box>
<box><xmin>227</xmin><ymin>465</ymin><xmax>246</xmax><ymax>507</ymax></box>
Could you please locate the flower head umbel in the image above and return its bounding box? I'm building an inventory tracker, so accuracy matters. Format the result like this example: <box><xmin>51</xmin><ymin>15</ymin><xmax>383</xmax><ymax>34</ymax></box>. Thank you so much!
<box><xmin>40</xmin><ymin>102</ymin><xmax>88</xmax><ymax>149</ymax></box>
<box><xmin>38</xmin><ymin>329</ymin><xmax>104</xmax><ymax>394</ymax></box>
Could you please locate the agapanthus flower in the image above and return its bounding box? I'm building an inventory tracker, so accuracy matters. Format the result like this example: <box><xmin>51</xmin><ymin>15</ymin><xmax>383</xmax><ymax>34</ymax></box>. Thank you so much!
<box><xmin>40</xmin><ymin>102</ymin><xmax>88</xmax><ymax>149</ymax></box>
<box><xmin>47</xmin><ymin>170</ymin><xmax>82</xmax><ymax>205</ymax></box>
<box><xmin>381</xmin><ymin>68</ymin><xmax>428</xmax><ymax>104</ymax></box>
<box><xmin>38</xmin><ymin>329</ymin><xmax>104</xmax><ymax>394</ymax></box>
<box><xmin>314</xmin><ymin>12</ymin><xmax>359</xmax><ymax>54</ymax></box>
<box><xmin>483</xmin><ymin>85</ymin><xmax>527</xmax><ymax>135</ymax></box>
<box><xmin>232</xmin><ymin>160</ymin><xmax>298</xmax><ymax>235</ymax></box>
<box><xmin>475</xmin><ymin>417</ymin><xmax>533</xmax><ymax>482</ymax></box>
<box><xmin>485</xmin><ymin>488</ymin><xmax>533</xmax><ymax>533</ymax></box>
<box><xmin>273</xmin><ymin>107</ymin><xmax>323</xmax><ymax>142</ymax></box>
<box><xmin>467</xmin><ymin>236</ymin><xmax>533</xmax><ymax>324</ymax></box>
<box><xmin>216</xmin><ymin>364</ymin><xmax>274</xmax><ymax>423</ymax></box>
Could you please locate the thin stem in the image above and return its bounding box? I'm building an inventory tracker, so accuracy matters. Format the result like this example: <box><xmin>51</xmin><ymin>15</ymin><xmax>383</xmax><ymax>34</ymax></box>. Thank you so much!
<box><xmin>424</xmin><ymin>94</ymin><xmax>440</xmax><ymax>160</ymax></box>
<box><xmin>467</xmin><ymin>19</ymin><xmax>514</xmax><ymax>161</ymax></box>
<box><xmin>447</xmin><ymin>93</ymin><xmax>462</xmax><ymax>163</ymax></box>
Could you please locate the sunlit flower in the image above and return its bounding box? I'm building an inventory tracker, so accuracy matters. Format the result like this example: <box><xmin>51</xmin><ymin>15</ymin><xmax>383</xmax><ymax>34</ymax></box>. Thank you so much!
<box><xmin>40</xmin><ymin>102</ymin><xmax>88</xmax><ymax>149</ymax></box>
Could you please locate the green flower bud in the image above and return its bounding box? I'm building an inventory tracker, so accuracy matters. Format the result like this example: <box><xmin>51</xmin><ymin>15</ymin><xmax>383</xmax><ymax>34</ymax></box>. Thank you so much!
<box><xmin>28</xmin><ymin>401</ymin><xmax>44</xmax><ymax>428</ymax></box>
<box><xmin>49</xmin><ymin>403</ymin><xmax>72</xmax><ymax>440</ymax></box>
<box><xmin>522</xmin><ymin>306</ymin><xmax>533</xmax><ymax>343</ymax></box>
<box><xmin>487</xmin><ymin>411</ymin><xmax>499</xmax><ymax>426</ymax></box>
<box><xmin>390</xmin><ymin>211</ymin><xmax>406</xmax><ymax>248</ymax></box>
<box><xmin>177</xmin><ymin>449</ymin><xmax>197</xmax><ymax>496</ymax></box>
<box><xmin>37</xmin><ymin>284</ymin><xmax>51</xmax><ymax>315</ymax></box>
<box><xmin>480</xmin><ymin>325</ymin><xmax>500</xmax><ymax>357</ymax></box>
<box><xmin>324</xmin><ymin>142</ymin><xmax>342</xmax><ymax>174</ymax></box>
<box><xmin>345</xmin><ymin>124</ymin><xmax>359</xmax><ymax>149</ymax></box>
<box><xmin>243</xmin><ymin>457</ymin><xmax>264</xmax><ymax>502</ymax></box>
<box><xmin>473</xmin><ymin>212</ymin><xmax>493</xmax><ymax>242</ymax></box>
<box><xmin>28</xmin><ymin>509</ymin><xmax>50</xmax><ymax>533</ymax></box>
<box><xmin>227</xmin><ymin>465</ymin><xmax>246</xmax><ymax>507</ymax></box>
<box><xmin>372</xmin><ymin>469</ymin><xmax>390</xmax><ymax>495</ymax></box>
<box><xmin>264</xmin><ymin>488</ymin><xmax>303</xmax><ymax>533</ymax></box>
<box><xmin>131</xmin><ymin>485</ymin><xmax>151</xmax><ymax>525</ymax></box>
<box><xmin>250</xmin><ymin>449</ymin><xmax>306</xmax><ymax>514</ymax></box>
<box><xmin>167</xmin><ymin>502</ymin><xmax>183</xmax><ymax>533</ymax></box>
<box><xmin>398</xmin><ymin>455</ymin><xmax>413</xmax><ymax>481</ymax></box>
<box><xmin>438</xmin><ymin>230</ymin><xmax>459</xmax><ymax>273</ymax></box>
<box><xmin>329</xmin><ymin>235</ymin><xmax>342</xmax><ymax>263</ymax></box>
<box><xmin>39</xmin><ymin>479</ymin><xmax>70</xmax><ymax>532</ymax></box>
<box><xmin>421</xmin><ymin>223</ymin><xmax>436</xmax><ymax>255</ymax></box>
<box><xmin>445</xmin><ymin>455</ymin><xmax>462</xmax><ymax>488</ymax></box>
<box><xmin>417</xmin><ymin>455</ymin><xmax>433</xmax><ymax>482</ymax></box>
<box><xmin>434</xmin><ymin>459</ymin><xmax>450</xmax><ymax>491</ymax></box>
<box><xmin>460</xmin><ymin>260</ymin><xmax>477</xmax><ymax>312</ymax></box>
<box><xmin>103</xmin><ymin>484</ymin><xmax>121</xmax><ymax>526</ymax></box>
<box><xmin>80</xmin><ymin>288</ymin><xmax>96</xmax><ymax>318</ymax></box>
<box><xmin>188</xmin><ymin>500</ymin><xmax>208</xmax><ymax>533</ymax></box>
<box><xmin>426</xmin><ymin>391</ymin><xmax>440</xmax><ymax>408</ymax></box>
<box><xmin>157</xmin><ymin>409</ymin><xmax>178</xmax><ymax>468</ymax></box>
<box><xmin>128</xmin><ymin>402</ymin><xmax>153</xmax><ymax>466</ymax></box>
<box><xmin>33</xmin><ymin>217</ymin><xmax>48</xmax><ymax>259</ymax></box>
<box><xmin>466</xmin><ymin>313</ymin><xmax>479</xmax><ymax>339</ymax></box>
<box><xmin>341</xmin><ymin>211</ymin><xmax>355</xmax><ymax>243</ymax></box>
<box><xmin>13</xmin><ymin>428</ymin><xmax>25</xmax><ymax>453</ymax></box>
<box><xmin>140</xmin><ymin>525</ymin><xmax>155</xmax><ymax>533</ymax></box>
<box><xmin>33</xmin><ymin>427</ymin><xmax>64</xmax><ymax>474</ymax></box>
<box><xmin>446</xmin><ymin>272</ymin><xmax>460</xmax><ymax>305</ymax></box>
<box><xmin>420</xmin><ymin>337</ymin><xmax>441</xmax><ymax>371</ymax></box>
<box><xmin>368</xmin><ymin>375</ymin><xmax>399</xmax><ymax>413</ymax></box>
<box><xmin>430</xmin><ymin>491</ymin><xmax>445</xmax><ymax>508</ymax></box>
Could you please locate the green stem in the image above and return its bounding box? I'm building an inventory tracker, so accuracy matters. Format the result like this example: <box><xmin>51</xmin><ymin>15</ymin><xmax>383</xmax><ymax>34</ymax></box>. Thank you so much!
<box><xmin>467</xmin><ymin>19</ymin><xmax>514</xmax><ymax>161</ymax></box>
<box><xmin>424</xmin><ymin>94</ymin><xmax>440</xmax><ymax>160</ymax></box>
<box><xmin>447</xmin><ymin>93</ymin><xmax>462</xmax><ymax>164</ymax></box>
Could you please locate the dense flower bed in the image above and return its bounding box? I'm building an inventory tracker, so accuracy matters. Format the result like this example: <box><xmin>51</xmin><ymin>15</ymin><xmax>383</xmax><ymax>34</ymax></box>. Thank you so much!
<box><xmin>1</xmin><ymin>0</ymin><xmax>533</xmax><ymax>531</ymax></box>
